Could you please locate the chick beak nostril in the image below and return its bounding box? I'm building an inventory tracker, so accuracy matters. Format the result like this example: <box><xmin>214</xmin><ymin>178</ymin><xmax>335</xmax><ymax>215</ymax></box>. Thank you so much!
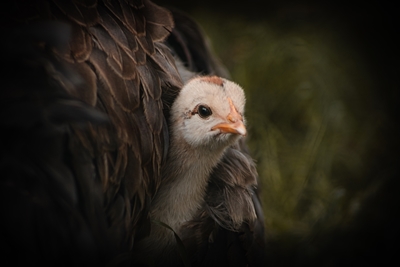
<box><xmin>227</xmin><ymin>114</ymin><xmax>237</xmax><ymax>123</ymax></box>
<box><xmin>211</xmin><ymin>120</ymin><xmax>247</xmax><ymax>136</ymax></box>
<box><xmin>227</xmin><ymin>98</ymin><xmax>242</xmax><ymax>123</ymax></box>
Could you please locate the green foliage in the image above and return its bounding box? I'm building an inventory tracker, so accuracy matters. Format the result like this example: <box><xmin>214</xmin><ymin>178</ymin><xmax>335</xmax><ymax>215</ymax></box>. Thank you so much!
<box><xmin>186</xmin><ymin>8</ymin><xmax>392</xmax><ymax>239</ymax></box>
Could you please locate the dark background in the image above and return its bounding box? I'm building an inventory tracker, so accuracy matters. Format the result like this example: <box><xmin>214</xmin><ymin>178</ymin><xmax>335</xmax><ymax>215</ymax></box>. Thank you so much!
<box><xmin>159</xmin><ymin>0</ymin><xmax>400</xmax><ymax>265</ymax></box>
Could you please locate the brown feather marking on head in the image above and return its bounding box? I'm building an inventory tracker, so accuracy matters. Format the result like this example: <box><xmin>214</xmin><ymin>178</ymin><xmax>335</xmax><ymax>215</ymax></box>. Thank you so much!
<box><xmin>199</xmin><ymin>75</ymin><xmax>224</xmax><ymax>86</ymax></box>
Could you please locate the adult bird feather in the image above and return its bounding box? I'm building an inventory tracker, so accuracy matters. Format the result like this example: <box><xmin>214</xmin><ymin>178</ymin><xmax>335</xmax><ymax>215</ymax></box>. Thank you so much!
<box><xmin>0</xmin><ymin>1</ymin><xmax>266</xmax><ymax>266</ymax></box>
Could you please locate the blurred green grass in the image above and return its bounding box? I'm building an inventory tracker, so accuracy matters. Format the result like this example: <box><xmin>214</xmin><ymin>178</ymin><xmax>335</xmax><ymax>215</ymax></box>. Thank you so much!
<box><xmin>189</xmin><ymin>8</ymin><xmax>390</xmax><ymax>236</ymax></box>
<box><xmin>161</xmin><ymin>1</ymin><xmax>399</xmax><ymax>251</ymax></box>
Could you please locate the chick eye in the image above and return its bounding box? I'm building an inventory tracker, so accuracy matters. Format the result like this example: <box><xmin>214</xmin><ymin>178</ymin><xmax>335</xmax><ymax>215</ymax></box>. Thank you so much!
<box><xmin>197</xmin><ymin>105</ymin><xmax>212</xmax><ymax>119</ymax></box>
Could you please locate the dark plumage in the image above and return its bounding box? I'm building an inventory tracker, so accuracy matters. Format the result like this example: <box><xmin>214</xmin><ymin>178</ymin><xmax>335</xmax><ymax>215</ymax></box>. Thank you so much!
<box><xmin>0</xmin><ymin>1</ymin><xmax>266</xmax><ymax>266</ymax></box>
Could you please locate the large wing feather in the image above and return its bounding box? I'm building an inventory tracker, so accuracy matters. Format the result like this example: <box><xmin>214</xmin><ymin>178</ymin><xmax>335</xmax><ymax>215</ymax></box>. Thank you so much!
<box><xmin>1</xmin><ymin>1</ymin><xmax>266</xmax><ymax>266</ymax></box>
<box><xmin>1</xmin><ymin>0</ymin><xmax>181</xmax><ymax>265</ymax></box>
<box><xmin>0</xmin><ymin>21</ymin><xmax>115</xmax><ymax>265</ymax></box>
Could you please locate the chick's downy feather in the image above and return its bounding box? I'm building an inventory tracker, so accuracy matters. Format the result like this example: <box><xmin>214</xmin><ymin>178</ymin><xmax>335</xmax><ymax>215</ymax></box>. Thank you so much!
<box><xmin>137</xmin><ymin>76</ymin><xmax>263</xmax><ymax>266</ymax></box>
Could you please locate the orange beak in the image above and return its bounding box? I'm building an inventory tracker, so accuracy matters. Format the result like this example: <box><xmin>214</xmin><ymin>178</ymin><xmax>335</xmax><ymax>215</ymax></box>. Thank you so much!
<box><xmin>211</xmin><ymin>98</ymin><xmax>247</xmax><ymax>136</ymax></box>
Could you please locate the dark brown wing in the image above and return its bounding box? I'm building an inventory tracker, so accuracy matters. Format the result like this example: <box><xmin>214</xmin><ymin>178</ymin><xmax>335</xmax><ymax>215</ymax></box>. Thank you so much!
<box><xmin>1</xmin><ymin>0</ymin><xmax>181</xmax><ymax>265</ymax></box>
<box><xmin>0</xmin><ymin>21</ymin><xmax>114</xmax><ymax>265</ymax></box>
<box><xmin>182</xmin><ymin>144</ymin><xmax>266</xmax><ymax>267</ymax></box>
<box><xmin>165</xmin><ymin>7</ymin><xmax>231</xmax><ymax>79</ymax></box>
<box><xmin>165</xmin><ymin>8</ymin><xmax>267</xmax><ymax>267</ymax></box>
